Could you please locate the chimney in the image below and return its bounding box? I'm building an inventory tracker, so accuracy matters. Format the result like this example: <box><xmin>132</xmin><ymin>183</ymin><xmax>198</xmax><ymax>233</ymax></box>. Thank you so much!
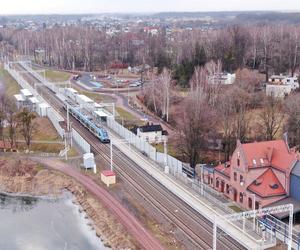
<box><xmin>283</xmin><ymin>132</ymin><xmax>290</xmax><ymax>152</ymax></box>
<box><xmin>267</xmin><ymin>147</ymin><xmax>274</xmax><ymax>163</ymax></box>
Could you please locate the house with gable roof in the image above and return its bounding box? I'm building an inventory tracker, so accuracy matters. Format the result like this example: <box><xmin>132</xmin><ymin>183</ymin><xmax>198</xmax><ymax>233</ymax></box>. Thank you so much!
<box><xmin>213</xmin><ymin>139</ymin><xmax>297</xmax><ymax>210</ymax></box>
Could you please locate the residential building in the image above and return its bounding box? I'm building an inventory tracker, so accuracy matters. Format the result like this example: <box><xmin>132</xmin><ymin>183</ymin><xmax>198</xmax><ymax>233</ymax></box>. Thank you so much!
<box><xmin>132</xmin><ymin>124</ymin><xmax>167</xmax><ymax>143</ymax></box>
<box><xmin>266</xmin><ymin>75</ymin><xmax>299</xmax><ymax>98</ymax></box>
<box><xmin>266</xmin><ymin>84</ymin><xmax>292</xmax><ymax>98</ymax></box>
<box><xmin>269</xmin><ymin>75</ymin><xmax>299</xmax><ymax>90</ymax></box>
<box><xmin>208</xmin><ymin>73</ymin><xmax>236</xmax><ymax>85</ymax></box>
<box><xmin>213</xmin><ymin>140</ymin><xmax>297</xmax><ymax>210</ymax></box>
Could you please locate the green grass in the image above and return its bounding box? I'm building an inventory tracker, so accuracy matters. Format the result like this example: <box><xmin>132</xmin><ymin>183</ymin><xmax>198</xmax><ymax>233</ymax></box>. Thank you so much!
<box><xmin>153</xmin><ymin>143</ymin><xmax>177</xmax><ymax>157</ymax></box>
<box><xmin>35</xmin><ymin>164</ymin><xmax>45</xmax><ymax>172</ymax></box>
<box><xmin>18</xmin><ymin>142</ymin><xmax>64</xmax><ymax>153</ymax></box>
<box><xmin>0</xmin><ymin>66</ymin><xmax>20</xmax><ymax>96</ymax></box>
<box><xmin>68</xmin><ymin>147</ymin><xmax>79</xmax><ymax>157</ymax></box>
<box><xmin>116</xmin><ymin>107</ymin><xmax>136</xmax><ymax>121</ymax></box>
<box><xmin>79</xmin><ymin>91</ymin><xmax>116</xmax><ymax>103</ymax></box>
<box><xmin>41</xmin><ymin>69</ymin><xmax>71</xmax><ymax>82</ymax></box>
<box><xmin>229</xmin><ymin>205</ymin><xmax>244</xmax><ymax>213</ymax></box>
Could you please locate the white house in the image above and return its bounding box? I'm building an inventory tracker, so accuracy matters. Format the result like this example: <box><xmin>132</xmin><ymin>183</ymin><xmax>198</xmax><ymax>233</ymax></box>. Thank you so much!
<box><xmin>208</xmin><ymin>73</ymin><xmax>236</xmax><ymax>85</ymax></box>
<box><xmin>266</xmin><ymin>84</ymin><xmax>292</xmax><ymax>98</ymax></box>
<box><xmin>132</xmin><ymin>124</ymin><xmax>167</xmax><ymax>143</ymax></box>
<box><xmin>266</xmin><ymin>75</ymin><xmax>299</xmax><ymax>98</ymax></box>
<box><xmin>269</xmin><ymin>75</ymin><xmax>299</xmax><ymax>90</ymax></box>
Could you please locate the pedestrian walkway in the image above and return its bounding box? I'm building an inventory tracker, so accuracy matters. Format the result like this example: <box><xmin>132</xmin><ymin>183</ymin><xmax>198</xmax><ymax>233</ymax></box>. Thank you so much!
<box><xmin>110</xmin><ymin>132</ymin><xmax>276</xmax><ymax>250</ymax></box>
<box><xmin>37</xmin><ymin>158</ymin><xmax>164</xmax><ymax>250</ymax></box>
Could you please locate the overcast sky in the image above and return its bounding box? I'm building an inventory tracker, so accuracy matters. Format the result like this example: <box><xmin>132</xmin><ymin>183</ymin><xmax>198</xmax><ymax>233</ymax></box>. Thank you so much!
<box><xmin>1</xmin><ymin>0</ymin><xmax>300</xmax><ymax>15</ymax></box>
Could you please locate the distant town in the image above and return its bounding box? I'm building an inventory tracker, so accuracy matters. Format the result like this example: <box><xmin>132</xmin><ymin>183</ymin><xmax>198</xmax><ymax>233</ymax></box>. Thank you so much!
<box><xmin>1</xmin><ymin>9</ymin><xmax>300</xmax><ymax>250</ymax></box>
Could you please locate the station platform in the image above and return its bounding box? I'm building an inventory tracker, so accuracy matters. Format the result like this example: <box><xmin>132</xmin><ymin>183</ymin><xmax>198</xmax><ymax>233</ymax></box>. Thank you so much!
<box><xmin>111</xmin><ymin>132</ymin><xmax>276</xmax><ymax>250</ymax></box>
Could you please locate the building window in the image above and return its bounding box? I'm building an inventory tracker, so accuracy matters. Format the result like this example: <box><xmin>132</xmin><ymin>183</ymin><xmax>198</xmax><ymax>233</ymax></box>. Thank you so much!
<box><xmin>248</xmin><ymin>197</ymin><xmax>252</xmax><ymax>209</ymax></box>
<box><xmin>240</xmin><ymin>175</ymin><xmax>244</xmax><ymax>183</ymax></box>
<box><xmin>234</xmin><ymin>172</ymin><xmax>237</xmax><ymax>181</ymax></box>
<box><xmin>237</xmin><ymin>158</ymin><xmax>240</xmax><ymax>167</ymax></box>
<box><xmin>216</xmin><ymin>180</ymin><xmax>219</xmax><ymax>188</ymax></box>
<box><xmin>226</xmin><ymin>184</ymin><xmax>230</xmax><ymax>194</ymax></box>
<box><xmin>239</xmin><ymin>193</ymin><xmax>243</xmax><ymax>203</ymax></box>
<box><xmin>255</xmin><ymin>201</ymin><xmax>259</xmax><ymax>210</ymax></box>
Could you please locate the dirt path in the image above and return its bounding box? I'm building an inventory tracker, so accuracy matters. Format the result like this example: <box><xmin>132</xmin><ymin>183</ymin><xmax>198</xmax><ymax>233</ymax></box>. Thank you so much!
<box><xmin>39</xmin><ymin>158</ymin><xmax>164</xmax><ymax>250</ymax></box>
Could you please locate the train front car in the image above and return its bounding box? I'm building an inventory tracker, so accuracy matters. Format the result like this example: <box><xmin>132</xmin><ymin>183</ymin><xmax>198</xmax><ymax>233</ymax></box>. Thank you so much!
<box><xmin>98</xmin><ymin>128</ymin><xmax>110</xmax><ymax>143</ymax></box>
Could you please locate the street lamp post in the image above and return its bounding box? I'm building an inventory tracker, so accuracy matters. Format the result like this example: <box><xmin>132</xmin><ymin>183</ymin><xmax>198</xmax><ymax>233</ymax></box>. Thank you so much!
<box><xmin>163</xmin><ymin>136</ymin><xmax>169</xmax><ymax>174</ymax></box>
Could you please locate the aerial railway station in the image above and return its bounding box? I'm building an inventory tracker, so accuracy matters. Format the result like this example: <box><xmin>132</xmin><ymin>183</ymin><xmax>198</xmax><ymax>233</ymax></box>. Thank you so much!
<box><xmin>5</xmin><ymin>60</ymin><xmax>300</xmax><ymax>250</ymax></box>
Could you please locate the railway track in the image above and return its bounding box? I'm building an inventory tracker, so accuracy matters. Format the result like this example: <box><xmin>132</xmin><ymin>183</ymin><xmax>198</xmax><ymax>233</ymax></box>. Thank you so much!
<box><xmin>15</xmin><ymin>63</ymin><xmax>245</xmax><ymax>250</ymax></box>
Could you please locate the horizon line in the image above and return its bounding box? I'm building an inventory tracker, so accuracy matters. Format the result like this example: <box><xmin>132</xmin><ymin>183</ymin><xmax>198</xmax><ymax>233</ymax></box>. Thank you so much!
<box><xmin>1</xmin><ymin>10</ymin><xmax>300</xmax><ymax>16</ymax></box>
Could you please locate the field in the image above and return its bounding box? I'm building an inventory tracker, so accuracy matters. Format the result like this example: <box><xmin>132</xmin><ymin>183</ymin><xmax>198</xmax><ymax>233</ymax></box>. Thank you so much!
<box><xmin>0</xmin><ymin>66</ymin><xmax>20</xmax><ymax>96</ymax></box>
<box><xmin>153</xmin><ymin>143</ymin><xmax>178</xmax><ymax>158</ymax></box>
<box><xmin>38</xmin><ymin>69</ymin><xmax>72</xmax><ymax>82</ymax></box>
<box><xmin>79</xmin><ymin>91</ymin><xmax>116</xmax><ymax>103</ymax></box>
<box><xmin>33</xmin><ymin>117</ymin><xmax>61</xmax><ymax>141</ymax></box>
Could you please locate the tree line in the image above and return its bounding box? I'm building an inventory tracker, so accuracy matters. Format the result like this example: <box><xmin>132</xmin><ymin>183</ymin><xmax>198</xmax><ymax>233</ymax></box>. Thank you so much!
<box><xmin>0</xmin><ymin>95</ymin><xmax>36</xmax><ymax>150</ymax></box>
<box><xmin>0</xmin><ymin>23</ymin><xmax>299</xmax><ymax>86</ymax></box>
<box><xmin>175</xmin><ymin>61</ymin><xmax>300</xmax><ymax>168</ymax></box>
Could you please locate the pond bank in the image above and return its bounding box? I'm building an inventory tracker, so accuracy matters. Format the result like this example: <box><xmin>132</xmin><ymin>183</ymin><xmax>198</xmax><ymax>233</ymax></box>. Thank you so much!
<box><xmin>0</xmin><ymin>156</ymin><xmax>137</xmax><ymax>249</ymax></box>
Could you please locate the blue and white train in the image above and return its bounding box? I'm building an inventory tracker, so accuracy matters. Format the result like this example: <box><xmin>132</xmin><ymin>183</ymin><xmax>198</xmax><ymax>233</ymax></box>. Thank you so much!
<box><xmin>65</xmin><ymin>104</ymin><xmax>110</xmax><ymax>143</ymax></box>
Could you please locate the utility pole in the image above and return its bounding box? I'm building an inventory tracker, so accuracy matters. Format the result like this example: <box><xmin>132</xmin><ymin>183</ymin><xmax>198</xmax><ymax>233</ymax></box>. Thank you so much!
<box><xmin>64</xmin><ymin>135</ymin><xmax>68</xmax><ymax>161</ymax></box>
<box><xmin>200</xmin><ymin>164</ymin><xmax>204</xmax><ymax>195</ymax></box>
<box><xmin>67</xmin><ymin>104</ymin><xmax>70</xmax><ymax>131</ymax></box>
<box><xmin>110</xmin><ymin>141</ymin><xmax>113</xmax><ymax>171</ymax></box>
<box><xmin>253</xmin><ymin>193</ymin><xmax>256</xmax><ymax>231</ymax></box>
<box><xmin>164</xmin><ymin>136</ymin><xmax>169</xmax><ymax>174</ymax></box>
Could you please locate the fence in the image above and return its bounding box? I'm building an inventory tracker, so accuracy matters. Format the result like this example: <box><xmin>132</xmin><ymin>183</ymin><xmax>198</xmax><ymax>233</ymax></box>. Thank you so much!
<box><xmin>107</xmin><ymin>117</ymin><xmax>183</xmax><ymax>175</ymax></box>
<box><xmin>72</xmin><ymin>128</ymin><xmax>90</xmax><ymax>153</ymax></box>
<box><xmin>19</xmin><ymin>61</ymin><xmax>60</xmax><ymax>94</ymax></box>
<box><xmin>5</xmin><ymin>63</ymin><xmax>65</xmax><ymax>139</ymax></box>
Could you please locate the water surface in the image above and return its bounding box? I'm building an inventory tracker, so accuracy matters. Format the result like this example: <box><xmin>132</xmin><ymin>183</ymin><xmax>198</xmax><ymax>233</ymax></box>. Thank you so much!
<box><xmin>0</xmin><ymin>193</ymin><xmax>107</xmax><ymax>250</ymax></box>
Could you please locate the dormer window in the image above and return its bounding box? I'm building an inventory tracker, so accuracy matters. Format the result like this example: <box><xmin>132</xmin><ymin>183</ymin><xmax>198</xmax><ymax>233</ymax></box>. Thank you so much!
<box><xmin>253</xmin><ymin>159</ymin><xmax>257</xmax><ymax>166</ymax></box>
<box><xmin>260</xmin><ymin>159</ymin><xmax>264</xmax><ymax>165</ymax></box>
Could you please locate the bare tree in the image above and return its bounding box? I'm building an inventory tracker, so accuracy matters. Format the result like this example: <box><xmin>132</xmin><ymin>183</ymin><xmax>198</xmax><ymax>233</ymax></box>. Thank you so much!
<box><xmin>177</xmin><ymin>88</ymin><xmax>216</xmax><ymax>168</ymax></box>
<box><xmin>0</xmin><ymin>95</ymin><xmax>5</xmax><ymax>142</ymax></box>
<box><xmin>17</xmin><ymin>108</ymin><xmax>36</xmax><ymax>150</ymax></box>
<box><xmin>159</xmin><ymin>68</ymin><xmax>172</xmax><ymax>122</ymax></box>
<box><xmin>258</xmin><ymin>95</ymin><xmax>284</xmax><ymax>141</ymax></box>
<box><xmin>284</xmin><ymin>94</ymin><xmax>300</xmax><ymax>149</ymax></box>
<box><xmin>6</xmin><ymin>99</ymin><xmax>18</xmax><ymax>148</ymax></box>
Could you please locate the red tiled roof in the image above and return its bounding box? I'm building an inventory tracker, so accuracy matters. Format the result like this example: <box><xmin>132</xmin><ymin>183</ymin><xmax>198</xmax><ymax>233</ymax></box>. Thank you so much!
<box><xmin>241</xmin><ymin>140</ymin><xmax>295</xmax><ymax>172</ymax></box>
<box><xmin>101</xmin><ymin>170</ymin><xmax>116</xmax><ymax>177</ymax></box>
<box><xmin>215</xmin><ymin>162</ymin><xmax>231</xmax><ymax>177</ymax></box>
<box><xmin>248</xmin><ymin>168</ymin><xmax>286</xmax><ymax>197</ymax></box>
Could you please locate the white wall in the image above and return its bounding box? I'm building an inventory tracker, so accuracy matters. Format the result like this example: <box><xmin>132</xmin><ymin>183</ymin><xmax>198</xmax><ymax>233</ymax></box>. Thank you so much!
<box><xmin>137</xmin><ymin>130</ymin><xmax>163</xmax><ymax>143</ymax></box>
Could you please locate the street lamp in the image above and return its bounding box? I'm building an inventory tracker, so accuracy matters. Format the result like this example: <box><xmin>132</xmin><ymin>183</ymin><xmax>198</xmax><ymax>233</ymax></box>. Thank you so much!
<box><xmin>163</xmin><ymin>135</ymin><xmax>169</xmax><ymax>174</ymax></box>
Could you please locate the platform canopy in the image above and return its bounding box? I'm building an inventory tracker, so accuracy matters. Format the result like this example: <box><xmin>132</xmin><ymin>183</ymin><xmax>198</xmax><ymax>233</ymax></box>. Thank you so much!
<box><xmin>265</xmin><ymin>197</ymin><xmax>300</xmax><ymax>219</ymax></box>
<box><xmin>94</xmin><ymin>110</ymin><xmax>113</xmax><ymax>118</ymax></box>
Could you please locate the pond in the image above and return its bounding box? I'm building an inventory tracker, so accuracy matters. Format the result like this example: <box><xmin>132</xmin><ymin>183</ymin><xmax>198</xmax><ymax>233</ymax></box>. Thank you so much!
<box><xmin>0</xmin><ymin>193</ymin><xmax>108</xmax><ymax>250</ymax></box>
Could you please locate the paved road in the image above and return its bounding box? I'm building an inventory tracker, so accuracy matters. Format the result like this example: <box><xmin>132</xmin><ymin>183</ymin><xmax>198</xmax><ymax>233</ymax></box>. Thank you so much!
<box><xmin>38</xmin><ymin>158</ymin><xmax>164</xmax><ymax>250</ymax></box>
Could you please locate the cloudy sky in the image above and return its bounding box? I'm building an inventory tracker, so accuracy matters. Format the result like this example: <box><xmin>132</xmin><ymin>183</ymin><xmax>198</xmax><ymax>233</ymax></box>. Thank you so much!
<box><xmin>1</xmin><ymin>0</ymin><xmax>300</xmax><ymax>14</ymax></box>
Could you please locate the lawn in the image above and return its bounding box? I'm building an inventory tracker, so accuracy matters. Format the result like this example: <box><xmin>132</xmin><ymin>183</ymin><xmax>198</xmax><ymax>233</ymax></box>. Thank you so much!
<box><xmin>116</xmin><ymin>106</ymin><xmax>136</xmax><ymax>121</ymax></box>
<box><xmin>153</xmin><ymin>143</ymin><xmax>177</xmax><ymax>157</ymax></box>
<box><xmin>79</xmin><ymin>91</ymin><xmax>116</xmax><ymax>103</ymax></box>
<box><xmin>40</xmin><ymin>69</ymin><xmax>71</xmax><ymax>82</ymax></box>
<box><xmin>32</xmin><ymin>117</ymin><xmax>61</xmax><ymax>141</ymax></box>
<box><xmin>229</xmin><ymin>205</ymin><xmax>244</xmax><ymax>213</ymax></box>
<box><xmin>0</xmin><ymin>66</ymin><xmax>20</xmax><ymax>96</ymax></box>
